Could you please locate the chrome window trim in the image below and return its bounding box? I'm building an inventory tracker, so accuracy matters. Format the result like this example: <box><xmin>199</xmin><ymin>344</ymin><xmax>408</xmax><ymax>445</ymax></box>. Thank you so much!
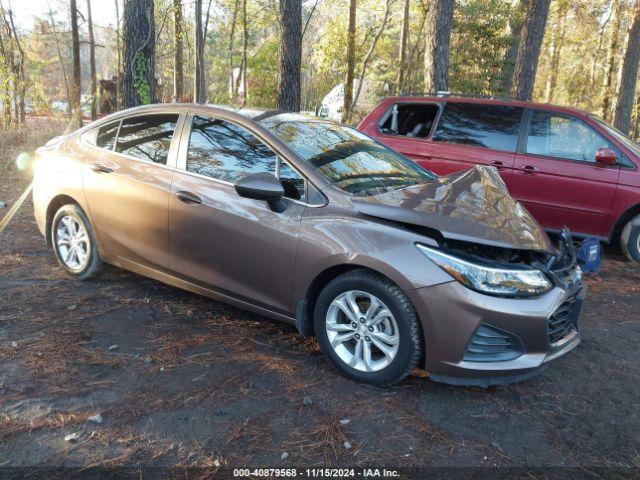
<box><xmin>178</xmin><ymin>112</ymin><xmax>327</xmax><ymax>207</ymax></box>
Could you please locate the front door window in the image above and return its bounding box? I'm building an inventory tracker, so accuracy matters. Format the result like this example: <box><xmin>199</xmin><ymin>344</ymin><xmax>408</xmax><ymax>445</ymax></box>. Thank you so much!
<box><xmin>526</xmin><ymin>111</ymin><xmax>614</xmax><ymax>163</ymax></box>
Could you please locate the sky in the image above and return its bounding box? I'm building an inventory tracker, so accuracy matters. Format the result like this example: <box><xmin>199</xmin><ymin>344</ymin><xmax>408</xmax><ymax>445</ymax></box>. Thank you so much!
<box><xmin>9</xmin><ymin>0</ymin><xmax>119</xmax><ymax>30</ymax></box>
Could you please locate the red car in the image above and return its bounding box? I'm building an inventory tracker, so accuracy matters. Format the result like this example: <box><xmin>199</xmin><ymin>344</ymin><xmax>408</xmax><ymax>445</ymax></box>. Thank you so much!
<box><xmin>358</xmin><ymin>96</ymin><xmax>640</xmax><ymax>262</ymax></box>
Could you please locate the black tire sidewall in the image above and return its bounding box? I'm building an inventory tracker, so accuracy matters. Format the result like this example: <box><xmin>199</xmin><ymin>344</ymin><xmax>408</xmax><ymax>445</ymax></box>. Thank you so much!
<box><xmin>622</xmin><ymin>223</ymin><xmax>640</xmax><ymax>263</ymax></box>
<box><xmin>51</xmin><ymin>205</ymin><xmax>100</xmax><ymax>278</ymax></box>
<box><xmin>314</xmin><ymin>272</ymin><xmax>420</xmax><ymax>386</ymax></box>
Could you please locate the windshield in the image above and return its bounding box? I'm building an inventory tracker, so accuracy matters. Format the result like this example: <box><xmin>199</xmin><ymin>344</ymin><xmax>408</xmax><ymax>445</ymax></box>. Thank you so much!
<box><xmin>261</xmin><ymin>119</ymin><xmax>436</xmax><ymax>196</ymax></box>
<box><xmin>590</xmin><ymin>115</ymin><xmax>640</xmax><ymax>158</ymax></box>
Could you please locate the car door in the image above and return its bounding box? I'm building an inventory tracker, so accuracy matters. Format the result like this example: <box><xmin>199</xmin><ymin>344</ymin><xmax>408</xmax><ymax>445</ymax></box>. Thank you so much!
<box><xmin>168</xmin><ymin>113</ymin><xmax>308</xmax><ymax>314</ymax></box>
<box><xmin>82</xmin><ymin>112</ymin><xmax>183</xmax><ymax>272</ymax></box>
<box><xmin>429</xmin><ymin>102</ymin><xmax>523</xmax><ymax>188</ymax></box>
<box><xmin>510</xmin><ymin>109</ymin><xmax>621</xmax><ymax>237</ymax></box>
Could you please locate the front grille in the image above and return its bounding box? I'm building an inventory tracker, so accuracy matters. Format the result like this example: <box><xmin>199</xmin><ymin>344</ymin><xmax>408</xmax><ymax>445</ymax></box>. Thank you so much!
<box><xmin>463</xmin><ymin>324</ymin><xmax>522</xmax><ymax>362</ymax></box>
<box><xmin>548</xmin><ymin>293</ymin><xmax>580</xmax><ymax>345</ymax></box>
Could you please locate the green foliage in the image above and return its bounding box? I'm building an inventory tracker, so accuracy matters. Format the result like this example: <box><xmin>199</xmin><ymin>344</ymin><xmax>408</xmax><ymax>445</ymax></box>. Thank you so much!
<box><xmin>134</xmin><ymin>53</ymin><xmax>152</xmax><ymax>105</ymax></box>
<box><xmin>450</xmin><ymin>0</ymin><xmax>515</xmax><ymax>97</ymax></box>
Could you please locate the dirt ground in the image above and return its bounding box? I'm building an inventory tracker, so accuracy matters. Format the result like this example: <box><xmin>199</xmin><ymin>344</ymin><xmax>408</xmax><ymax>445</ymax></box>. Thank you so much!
<box><xmin>1</xmin><ymin>141</ymin><xmax>640</xmax><ymax>474</ymax></box>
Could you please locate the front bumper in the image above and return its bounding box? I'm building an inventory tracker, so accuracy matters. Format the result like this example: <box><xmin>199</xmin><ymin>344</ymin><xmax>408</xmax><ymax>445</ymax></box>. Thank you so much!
<box><xmin>407</xmin><ymin>279</ymin><xmax>585</xmax><ymax>387</ymax></box>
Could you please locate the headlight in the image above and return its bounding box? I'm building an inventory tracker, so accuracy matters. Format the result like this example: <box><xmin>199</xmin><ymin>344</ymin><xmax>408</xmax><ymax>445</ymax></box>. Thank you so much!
<box><xmin>416</xmin><ymin>244</ymin><xmax>553</xmax><ymax>297</ymax></box>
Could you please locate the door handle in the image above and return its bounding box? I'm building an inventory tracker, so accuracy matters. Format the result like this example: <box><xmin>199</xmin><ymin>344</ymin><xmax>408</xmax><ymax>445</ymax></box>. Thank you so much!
<box><xmin>91</xmin><ymin>163</ymin><xmax>113</xmax><ymax>173</ymax></box>
<box><xmin>492</xmin><ymin>161</ymin><xmax>505</xmax><ymax>170</ymax></box>
<box><xmin>521</xmin><ymin>165</ymin><xmax>539</xmax><ymax>175</ymax></box>
<box><xmin>405</xmin><ymin>152</ymin><xmax>431</xmax><ymax>160</ymax></box>
<box><xmin>175</xmin><ymin>191</ymin><xmax>202</xmax><ymax>205</ymax></box>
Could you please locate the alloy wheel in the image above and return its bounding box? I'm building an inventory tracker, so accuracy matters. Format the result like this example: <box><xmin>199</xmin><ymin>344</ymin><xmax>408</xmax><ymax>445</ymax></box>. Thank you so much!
<box><xmin>325</xmin><ymin>290</ymin><xmax>400</xmax><ymax>372</ymax></box>
<box><xmin>55</xmin><ymin>215</ymin><xmax>90</xmax><ymax>271</ymax></box>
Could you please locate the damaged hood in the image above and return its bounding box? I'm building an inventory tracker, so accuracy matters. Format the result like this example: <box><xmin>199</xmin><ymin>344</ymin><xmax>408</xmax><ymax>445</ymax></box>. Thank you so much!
<box><xmin>352</xmin><ymin>165</ymin><xmax>555</xmax><ymax>253</ymax></box>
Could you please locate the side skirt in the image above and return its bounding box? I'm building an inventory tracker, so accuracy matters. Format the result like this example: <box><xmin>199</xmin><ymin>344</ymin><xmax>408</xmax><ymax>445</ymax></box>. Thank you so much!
<box><xmin>107</xmin><ymin>255</ymin><xmax>297</xmax><ymax>326</ymax></box>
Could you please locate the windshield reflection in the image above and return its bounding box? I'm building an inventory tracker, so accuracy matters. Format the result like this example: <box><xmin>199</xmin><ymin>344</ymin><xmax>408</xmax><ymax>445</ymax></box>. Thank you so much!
<box><xmin>262</xmin><ymin>119</ymin><xmax>436</xmax><ymax>196</ymax></box>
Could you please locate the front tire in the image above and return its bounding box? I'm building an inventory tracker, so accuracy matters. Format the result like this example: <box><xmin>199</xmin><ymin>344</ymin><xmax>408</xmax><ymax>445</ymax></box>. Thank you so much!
<box><xmin>313</xmin><ymin>269</ymin><xmax>423</xmax><ymax>386</ymax></box>
<box><xmin>620</xmin><ymin>214</ymin><xmax>640</xmax><ymax>263</ymax></box>
<box><xmin>51</xmin><ymin>204</ymin><xmax>102</xmax><ymax>279</ymax></box>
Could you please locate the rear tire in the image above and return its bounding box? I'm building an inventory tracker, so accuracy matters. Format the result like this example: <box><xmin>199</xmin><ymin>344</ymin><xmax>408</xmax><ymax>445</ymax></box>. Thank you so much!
<box><xmin>620</xmin><ymin>214</ymin><xmax>640</xmax><ymax>263</ymax></box>
<box><xmin>51</xmin><ymin>204</ymin><xmax>103</xmax><ymax>279</ymax></box>
<box><xmin>313</xmin><ymin>269</ymin><xmax>423</xmax><ymax>386</ymax></box>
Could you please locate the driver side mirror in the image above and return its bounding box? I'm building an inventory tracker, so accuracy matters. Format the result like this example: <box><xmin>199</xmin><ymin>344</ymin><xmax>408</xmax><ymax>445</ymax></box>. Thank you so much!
<box><xmin>234</xmin><ymin>173</ymin><xmax>287</xmax><ymax>213</ymax></box>
<box><xmin>595</xmin><ymin>148</ymin><xmax>617</xmax><ymax>165</ymax></box>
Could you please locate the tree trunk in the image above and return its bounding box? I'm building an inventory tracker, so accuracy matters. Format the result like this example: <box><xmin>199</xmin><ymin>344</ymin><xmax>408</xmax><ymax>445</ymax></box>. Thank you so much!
<box><xmin>342</xmin><ymin>0</ymin><xmax>356</xmax><ymax>123</ymax></box>
<box><xmin>70</xmin><ymin>0</ymin><xmax>82</xmax><ymax>127</ymax></box>
<box><xmin>405</xmin><ymin>4</ymin><xmax>428</xmax><ymax>94</ymax></box>
<box><xmin>0</xmin><ymin>15</ymin><xmax>11</xmax><ymax>127</ymax></box>
<box><xmin>423</xmin><ymin>0</ymin><xmax>454</xmax><ymax>94</ymax></box>
<box><xmin>87</xmin><ymin>0</ymin><xmax>97</xmax><ymax>120</ymax></box>
<box><xmin>47</xmin><ymin>8</ymin><xmax>71</xmax><ymax>111</ymax></box>
<box><xmin>123</xmin><ymin>0</ymin><xmax>155</xmax><ymax>108</ymax></box>
<box><xmin>240</xmin><ymin>0</ymin><xmax>248</xmax><ymax>103</ymax></box>
<box><xmin>173</xmin><ymin>0</ymin><xmax>184</xmax><ymax>101</ymax></box>
<box><xmin>602</xmin><ymin>0</ymin><xmax>622</xmax><ymax>121</ymax></box>
<box><xmin>194</xmin><ymin>0</ymin><xmax>205</xmax><ymax>103</ymax></box>
<box><xmin>614</xmin><ymin>1</ymin><xmax>640</xmax><ymax>134</ymax></box>
<box><xmin>115</xmin><ymin>0</ymin><xmax>122</xmax><ymax>109</ymax></box>
<box><xmin>634</xmin><ymin>91</ymin><xmax>640</xmax><ymax>140</ymax></box>
<box><xmin>354</xmin><ymin>0</ymin><xmax>391</xmax><ymax>107</ymax></box>
<box><xmin>228</xmin><ymin>0</ymin><xmax>239</xmax><ymax>98</ymax></box>
<box><xmin>543</xmin><ymin>1</ymin><xmax>568</xmax><ymax>103</ymax></box>
<box><xmin>509</xmin><ymin>0</ymin><xmax>551</xmax><ymax>101</ymax></box>
<box><xmin>396</xmin><ymin>0</ymin><xmax>410</xmax><ymax>94</ymax></box>
<box><xmin>277</xmin><ymin>0</ymin><xmax>302</xmax><ymax>112</ymax></box>
<box><xmin>5</xmin><ymin>7</ymin><xmax>25</xmax><ymax>123</ymax></box>
<box><xmin>502</xmin><ymin>0</ymin><xmax>528</xmax><ymax>96</ymax></box>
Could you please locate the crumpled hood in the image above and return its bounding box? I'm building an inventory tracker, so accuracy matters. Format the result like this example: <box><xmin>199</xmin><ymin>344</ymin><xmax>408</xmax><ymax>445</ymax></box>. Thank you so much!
<box><xmin>351</xmin><ymin>165</ymin><xmax>555</xmax><ymax>253</ymax></box>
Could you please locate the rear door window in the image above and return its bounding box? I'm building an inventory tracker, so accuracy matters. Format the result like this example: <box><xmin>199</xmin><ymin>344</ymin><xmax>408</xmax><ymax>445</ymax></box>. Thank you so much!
<box><xmin>526</xmin><ymin>111</ymin><xmax>615</xmax><ymax>163</ymax></box>
<box><xmin>433</xmin><ymin>103</ymin><xmax>523</xmax><ymax>152</ymax></box>
<box><xmin>116</xmin><ymin>114</ymin><xmax>179</xmax><ymax>165</ymax></box>
<box><xmin>96</xmin><ymin>121</ymin><xmax>120</xmax><ymax>150</ymax></box>
<box><xmin>379</xmin><ymin>103</ymin><xmax>439</xmax><ymax>138</ymax></box>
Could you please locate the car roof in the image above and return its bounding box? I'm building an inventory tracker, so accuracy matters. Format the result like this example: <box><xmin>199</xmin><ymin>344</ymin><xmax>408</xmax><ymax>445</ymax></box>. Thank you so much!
<box><xmin>93</xmin><ymin>103</ymin><xmax>326</xmax><ymax>132</ymax></box>
<box><xmin>381</xmin><ymin>95</ymin><xmax>591</xmax><ymax>117</ymax></box>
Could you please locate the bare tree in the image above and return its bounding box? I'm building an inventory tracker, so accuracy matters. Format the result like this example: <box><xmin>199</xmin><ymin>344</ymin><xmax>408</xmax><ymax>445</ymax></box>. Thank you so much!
<box><xmin>194</xmin><ymin>0</ymin><xmax>205</xmax><ymax>103</ymax></box>
<box><xmin>115</xmin><ymin>0</ymin><xmax>121</xmax><ymax>109</ymax></box>
<box><xmin>423</xmin><ymin>0</ymin><xmax>454</xmax><ymax>94</ymax></box>
<box><xmin>46</xmin><ymin>9</ymin><xmax>71</xmax><ymax>111</ymax></box>
<box><xmin>228</xmin><ymin>0</ymin><xmax>239</xmax><ymax>98</ymax></box>
<box><xmin>544</xmin><ymin>0</ymin><xmax>568</xmax><ymax>103</ymax></box>
<box><xmin>342</xmin><ymin>0</ymin><xmax>356</xmax><ymax>123</ymax></box>
<box><xmin>277</xmin><ymin>0</ymin><xmax>302</xmax><ymax>111</ymax></box>
<box><xmin>173</xmin><ymin>0</ymin><xmax>184</xmax><ymax>101</ymax></box>
<box><xmin>0</xmin><ymin>2</ymin><xmax>25</xmax><ymax>124</ymax></box>
<box><xmin>240</xmin><ymin>0</ymin><xmax>247</xmax><ymax>103</ymax></box>
<box><xmin>0</xmin><ymin>6</ymin><xmax>11</xmax><ymax>126</ymax></box>
<box><xmin>123</xmin><ymin>0</ymin><xmax>155</xmax><ymax>107</ymax></box>
<box><xmin>614</xmin><ymin>0</ymin><xmax>640</xmax><ymax>134</ymax></box>
<box><xmin>87</xmin><ymin>0</ymin><xmax>97</xmax><ymax>120</ymax></box>
<box><xmin>510</xmin><ymin>0</ymin><xmax>551</xmax><ymax>101</ymax></box>
<box><xmin>353</xmin><ymin>0</ymin><xmax>392</xmax><ymax>107</ymax></box>
<box><xmin>70</xmin><ymin>0</ymin><xmax>82</xmax><ymax>127</ymax></box>
<box><xmin>602</xmin><ymin>0</ymin><xmax>622</xmax><ymax>120</ymax></box>
<box><xmin>395</xmin><ymin>0</ymin><xmax>410</xmax><ymax>94</ymax></box>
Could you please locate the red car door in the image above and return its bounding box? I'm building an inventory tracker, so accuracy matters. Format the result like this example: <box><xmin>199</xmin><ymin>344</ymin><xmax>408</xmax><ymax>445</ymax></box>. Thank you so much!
<box><xmin>510</xmin><ymin>109</ymin><xmax>620</xmax><ymax>237</ymax></box>
<box><xmin>428</xmin><ymin>102</ymin><xmax>524</xmax><ymax>188</ymax></box>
